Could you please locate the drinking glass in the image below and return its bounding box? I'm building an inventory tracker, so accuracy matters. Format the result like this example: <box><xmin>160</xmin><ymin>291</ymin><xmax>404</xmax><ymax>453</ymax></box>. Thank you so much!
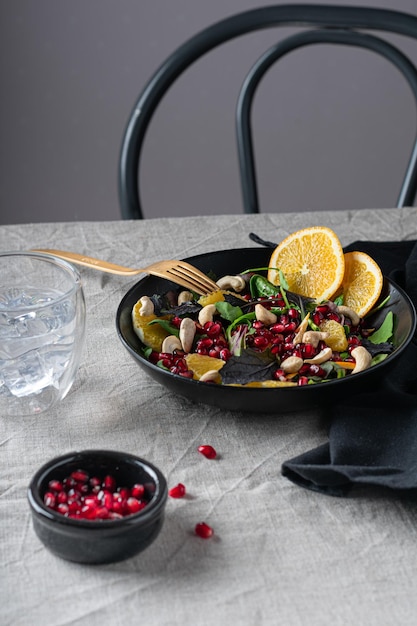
<box><xmin>0</xmin><ymin>252</ymin><xmax>86</xmax><ymax>416</ymax></box>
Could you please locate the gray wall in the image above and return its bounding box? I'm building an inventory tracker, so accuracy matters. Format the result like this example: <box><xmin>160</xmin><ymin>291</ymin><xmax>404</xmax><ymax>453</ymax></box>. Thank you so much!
<box><xmin>1</xmin><ymin>0</ymin><xmax>417</xmax><ymax>225</ymax></box>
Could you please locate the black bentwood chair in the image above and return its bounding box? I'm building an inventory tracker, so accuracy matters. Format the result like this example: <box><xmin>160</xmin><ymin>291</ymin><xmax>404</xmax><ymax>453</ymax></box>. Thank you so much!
<box><xmin>118</xmin><ymin>4</ymin><xmax>417</xmax><ymax>219</ymax></box>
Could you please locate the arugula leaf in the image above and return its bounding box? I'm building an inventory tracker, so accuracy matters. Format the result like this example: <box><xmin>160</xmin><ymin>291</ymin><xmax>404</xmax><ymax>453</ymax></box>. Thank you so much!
<box><xmin>368</xmin><ymin>311</ymin><xmax>394</xmax><ymax>344</ymax></box>
<box><xmin>249</xmin><ymin>274</ymin><xmax>280</xmax><ymax>298</ymax></box>
<box><xmin>215</xmin><ymin>301</ymin><xmax>243</xmax><ymax>322</ymax></box>
<box><xmin>371</xmin><ymin>353</ymin><xmax>389</xmax><ymax>365</ymax></box>
<box><xmin>220</xmin><ymin>348</ymin><xmax>276</xmax><ymax>385</ymax></box>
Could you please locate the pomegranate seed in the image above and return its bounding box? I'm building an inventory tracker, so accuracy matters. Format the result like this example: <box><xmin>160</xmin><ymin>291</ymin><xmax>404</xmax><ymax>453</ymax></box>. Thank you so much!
<box><xmin>70</xmin><ymin>470</ymin><xmax>89</xmax><ymax>483</ymax></box>
<box><xmin>288</xmin><ymin>308</ymin><xmax>299</xmax><ymax>319</ymax></box>
<box><xmin>126</xmin><ymin>497</ymin><xmax>146</xmax><ymax>514</ymax></box>
<box><xmin>81</xmin><ymin>504</ymin><xmax>98</xmax><ymax>520</ymax></box>
<box><xmin>219</xmin><ymin>348</ymin><xmax>231</xmax><ymax>361</ymax></box>
<box><xmin>179</xmin><ymin>370</ymin><xmax>194</xmax><ymax>378</ymax></box>
<box><xmin>301</xmin><ymin>343</ymin><xmax>316</xmax><ymax>359</ymax></box>
<box><xmin>254</xmin><ymin>336</ymin><xmax>269</xmax><ymax>349</ymax></box>
<box><xmin>198</xmin><ymin>445</ymin><xmax>217</xmax><ymax>459</ymax></box>
<box><xmin>169</xmin><ymin>483</ymin><xmax>186</xmax><ymax>498</ymax></box>
<box><xmin>68</xmin><ymin>501</ymin><xmax>80</xmax><ymax>514</ymax></box>
<box><xmin>44</xmin><ymin>492</ymin><xmax>56</xmax><ymax>508</ymax></box>
<box><xmin>84</xmin><ymin>494</ymin><xmax>100</xmax><ymax>507</ymax></box>
<box><xmin>284</xmin><ymin>321</ymin><xmax>297</xmax><ymax>333</ymax></box>
<box><xmin>273</xmin><ymin>368</ymin><xmax>286</xmax><ymax>381</ymax></box>
<box><xmin>63</xmin><ymin>476</ymin><xmax>77</xmax><ymax>489</ymax></box>
<box><xmin>198</xmin><ymin>337</ymin><xmax>214</xmax><ymax>349</ymax></box>
<box><xmin>131</xmin><ymin>483</ymin><xmax>145</xmax><ymax>498</ymax></box>
<box><xmin>100</xmin><ymin>491</ymin><xmax>113</xmax><ymax>509</ymax></box>
<box><xmin>48</xmin><ymin>479</ymin><xmax>63</xmax><ymax>492</ymax></box>
<box><xmin>94</xmin><ymin>506</ymin><xmax>110</xmax><ymax>520</ymax></box>
<box><xmin>102</xmin><ymin>475</ymin><xmax>117</xmax><ymax>491</ymax></box>
<box><xmin>298</xmin><ymin>376</ymin><xmax>309</xmax><ymax>386</ymax></box>
<box><xmin>111</xmin><ymin>500</ymin><xmax>124</xmax><ymax>515</ymax></box>
<box><xmin>56</xmin><ymin>503</ymin><xmax>69</xmax><ymax>515</ymax></box>
<box><xmin>205</xmin><ymin>322</ymin><xmax>222</xmax><ymax>338</ymax></box>
<box><xmin>195</xmin><ymin>522</ymin><xmax>213</xmax><ymax>539</ymax></box>
<box><xmin>327</xmin><ymin>312</ymin><xmax>341</xmax><ymax>322</ymax></box>
<box><xmin>56</xmin><ymin>491</ymin><xmax>68</xmax><ymax>504</ymax></box>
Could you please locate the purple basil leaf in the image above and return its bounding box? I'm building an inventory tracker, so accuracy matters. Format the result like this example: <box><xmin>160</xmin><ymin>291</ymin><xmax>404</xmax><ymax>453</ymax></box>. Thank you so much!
<box><xmin>220</xmin><ymin>348</ymin><xmax>276</xmax><ymax>384</ymax></box>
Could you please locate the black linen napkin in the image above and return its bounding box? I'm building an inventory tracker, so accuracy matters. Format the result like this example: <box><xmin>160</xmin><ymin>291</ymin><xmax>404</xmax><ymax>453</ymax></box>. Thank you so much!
<box><xmin>281</xmin><ymin>239</ymin><xmax>417</xmax><ymax>496</ymax></box>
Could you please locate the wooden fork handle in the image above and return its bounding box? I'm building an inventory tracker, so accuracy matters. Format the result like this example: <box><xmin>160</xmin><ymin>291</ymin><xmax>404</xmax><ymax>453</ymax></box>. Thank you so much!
<box><xmin>31</xmin><ymin>249</ymin><xmax>141</xmax><ymax>276</ymax></box>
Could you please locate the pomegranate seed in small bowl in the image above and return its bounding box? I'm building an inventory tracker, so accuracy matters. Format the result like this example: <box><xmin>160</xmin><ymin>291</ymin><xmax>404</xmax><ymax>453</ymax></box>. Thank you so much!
<box><xmin>27</xmin><ymin>449</ymin><xmax>168</xmax><ymax>565</ymax></box>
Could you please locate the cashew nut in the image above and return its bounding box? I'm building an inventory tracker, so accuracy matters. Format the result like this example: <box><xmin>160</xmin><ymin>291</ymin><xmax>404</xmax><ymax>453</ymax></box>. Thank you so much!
<box><xmin>337</xmin><ymin>305</ymin><xmax>360</xmax><ymax>327</ymax></box>
<box><xmin>199</xmin><ymin>369</ymin><xmax>222</xmax><ymax>383</ymax></box>
<box><xmin>351</xmin><ymin>346</ymin><xmax>372</xmax><ymax>374</ymax></box>
<box><xmin>161</xmin><ymin>335</ymin><xmax>182</xmax><ymax>354</ymax></box>
<box><xmin>139</xmin><ymin>296</ymin><xmax>154</xmax><ymax>316</ymax></box>
<box><xmin>216</xmin><ymin>275</ymin><xmax>246</xmax><ymax>292</ymax></box>
<box><xmin>293</xmin><ymin>313</ymin><xmax>310</xmax><ymax>345</ymax></box>
<box><xmin>179</xmin><ymin>317</ymin><xmax>196</xmax><ymax>353</ymax></box>
<box><xmin>304</xmin><ymin>347</ymin><xmax>333</xmax><ymax>364</ymax></box>
<box><xmin>198</xmin><ymin>303</ymin><xmax>217</xmax><ymax>326</ymax></box>
<box><xmin>255</xmin><ymin>303</ymin><xmax>277</xmax><ymax>325</ymax></box>
<box><xmin>281</xmin><ymin>356</ymin><xmax>303</xmax><ymax>373</ymax></box>
<box><xmin>302</xmin><ymin>330</ymin><xmax>329</xmax><ymax>348</ymax></box>
<box><xmin>178</xmin><ymin>290</ymin><xmax>194</xmax><ymax>305</ymax></box>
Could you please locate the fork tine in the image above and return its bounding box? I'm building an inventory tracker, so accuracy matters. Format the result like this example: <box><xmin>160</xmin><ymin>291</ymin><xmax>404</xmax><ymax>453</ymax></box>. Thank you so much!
<box><xmin>176</xmin><ymin>262</ymin><xmax>218</xmax><ymax>292</ymax></box>
<box><xmin>165</xmin><ymin>268</ymin><xmax>213</xmax><ymax>295</ymax></box>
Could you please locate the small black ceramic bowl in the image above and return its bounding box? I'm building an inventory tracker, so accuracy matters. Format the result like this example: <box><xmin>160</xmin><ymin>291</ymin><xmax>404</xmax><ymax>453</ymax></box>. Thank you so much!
<box><xmin>27</xmin><ymin>450</ymin><xmax>168</xmax><ymax>564</ymax></box>
<box><xmin>116</xmin><ymin>247</ymin><xmax>416</xmax><ymax>414</ymax></box>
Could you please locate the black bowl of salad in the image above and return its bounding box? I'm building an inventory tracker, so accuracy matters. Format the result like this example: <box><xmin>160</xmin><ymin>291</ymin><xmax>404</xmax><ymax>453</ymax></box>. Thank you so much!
<box><xmin>116</xmin><ymin>247</ymin><xmax>416</xmax><ymax>414</ymax></box>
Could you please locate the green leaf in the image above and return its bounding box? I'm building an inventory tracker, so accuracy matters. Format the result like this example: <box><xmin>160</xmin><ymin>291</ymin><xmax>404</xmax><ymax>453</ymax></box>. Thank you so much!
<box><xmin>371</xmin><ymin>353</ymin><xmax>389</xmax><ymax>365</ymax></box>
<box><xmin>249</xmin><ymin>274</ymin><xmax>280</xmax><ymax>298</ymax></box>
<box><xmin>368</xmin><ymin>311</ymin><xmax>394</xmax><ymax>344</ymax></box>
<box><xmin>215</xmin><ymin>301</ymin><xmax>243</xmax><ymax>322</ymax></box>
<box><xmin>148</xmin><ymin>318</ymin><xmax>179</xmax><ymax>336</ymax></box>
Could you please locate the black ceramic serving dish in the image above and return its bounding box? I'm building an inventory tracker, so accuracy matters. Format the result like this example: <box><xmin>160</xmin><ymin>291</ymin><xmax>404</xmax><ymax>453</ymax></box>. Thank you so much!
<box><xmin>28</xmin><ymin>450</ymin><xmax>168</xmax><ymax>564</ymax></box>
<box><xmin>116</xmin><ymin>247</ymin><xmax>416</xmax><ymax>414</ymax></box>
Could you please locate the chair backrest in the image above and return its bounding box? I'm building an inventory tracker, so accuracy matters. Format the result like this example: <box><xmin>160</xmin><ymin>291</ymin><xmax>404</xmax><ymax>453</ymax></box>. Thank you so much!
<box><xmin>118</xmin><ymin>4</ymin><xmax>417</xmax><ymax>219</ymax></box>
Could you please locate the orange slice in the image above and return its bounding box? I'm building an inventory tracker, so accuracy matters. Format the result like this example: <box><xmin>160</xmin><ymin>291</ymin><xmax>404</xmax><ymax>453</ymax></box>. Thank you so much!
<box><xmin>132</xmin><ymin>300</ymin><xmax>170</xmax><ymax>351</ymax></box>
<box><xmin>319</xmin><ymin>319</ymin><xmax>348</xmax><ymax>352</ymax></box>
<box><xmin>235</xmin><ymin>380</ymin><xmax>297</xmax><ymax>388</ymax></box>
<box><xmin>198</xmin><ymin>290</ymin><xmax>224</xmax><ymax>307</ymax></box>
<box><xmin>185</xmin><ymin>353</ymin><xmax>225</xmax><ymax>380</ymax></box>
<box><xmin>340</xmin><ymin>251</ymin><xmax>383</xmax><ymax>317</ymax></box>
<box><xmin>267</xmin><ymin>226</ymin><xmax>345</xmax><ymax>301</ymax></box>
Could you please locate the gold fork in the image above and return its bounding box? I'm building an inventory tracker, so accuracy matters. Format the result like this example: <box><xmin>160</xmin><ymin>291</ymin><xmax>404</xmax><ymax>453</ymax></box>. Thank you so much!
<box><xmin>32</xmin><ymin>249</ymin><xmax>218</xmax><ymax>295</ymax></box>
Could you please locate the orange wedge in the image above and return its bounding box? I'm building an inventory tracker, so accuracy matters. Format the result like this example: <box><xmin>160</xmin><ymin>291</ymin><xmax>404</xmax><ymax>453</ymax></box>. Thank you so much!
<box><xmin>132</xmin><ymin>300</ymin><xmax>171</xmax><ymax>351</ymax></box>
<box><xmin>267</xmin><ymin>226</ymin><xmax>345</xmax><ymax>301</ymax></box>
<box><xmin>185</xmin><ymin>353</ymin><xmax>225</xmax><ymax>380</ymax></box>
<box><xmin>319</xmin><ymin>319</ymin><xmax>348</xmax><ymax>352</ymax></box>
<box><xmin>341</xmin><ymin>251</ymin><xmax>383</xmax><ymax>317</ymax></box>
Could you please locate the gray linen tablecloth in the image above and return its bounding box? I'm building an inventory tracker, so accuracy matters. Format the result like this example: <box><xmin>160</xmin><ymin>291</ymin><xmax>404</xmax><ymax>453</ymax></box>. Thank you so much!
<box><xmin>1</xmin><ymin>208</ymin><xmax>417</xmax><ymax>626</ymax></box>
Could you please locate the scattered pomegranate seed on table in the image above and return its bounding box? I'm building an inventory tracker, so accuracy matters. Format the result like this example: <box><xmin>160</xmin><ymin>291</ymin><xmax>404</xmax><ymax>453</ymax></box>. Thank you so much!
<box><xmin>168</xmin><ymin>483</ymin><xmax>186</xmax><ymax>498</ymax></box>
<box><xmin>42</xmin><ymin>469</ymin><xmax>149</xmax><ymax>521</ymax></box>
<box><xmin>195</xmin><ymin>522</ymin><xmax>213</xmax><ymax>539</ymax></box>
<box><xmin>197</xmin><ymin>445</ymin><xmax>217</xmax><ymax>459</ymax></box>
